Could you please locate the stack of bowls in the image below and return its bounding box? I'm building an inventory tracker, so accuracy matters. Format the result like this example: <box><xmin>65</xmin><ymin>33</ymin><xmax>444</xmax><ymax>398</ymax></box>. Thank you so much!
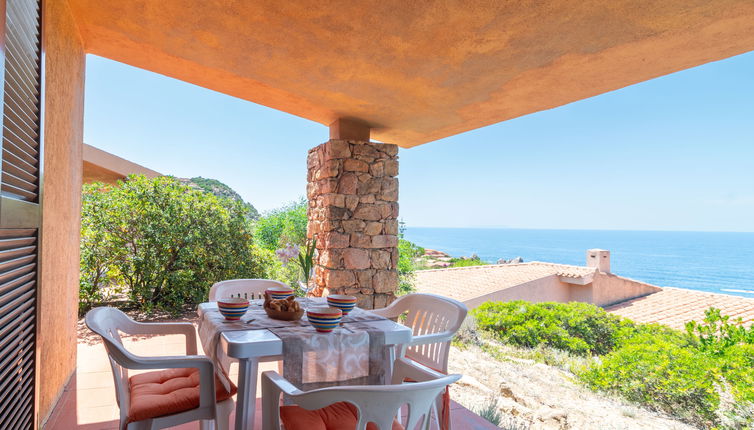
<box><xmin>266</xmin><ymin>286</ymin><xmax>294</xmax><ymax>300</ymax></box>
<box><xmin>306</xmin><ymin>307</ymin><xmax>342</xmax><ymax>333</ymax></box>
<box><xmin>217</xmin><ymin>297</ymin><xmax>249</xmax><ymax>320</ymax></box>
<box><xmin>326</xmin><ymin>295</ymin><xmax>357</xmax><ymax>316</ymax></box>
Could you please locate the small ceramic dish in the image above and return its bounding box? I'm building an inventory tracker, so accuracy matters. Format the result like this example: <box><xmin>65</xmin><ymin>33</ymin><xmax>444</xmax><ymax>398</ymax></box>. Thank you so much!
<box><xmin>266</xmin><ymin>286</ymin><xmax>295</xmax><ymax>300</ymax></box>
<box><xmin>217</xmin><ymin>297</ymin><xmax>249</xmax><ymax>320</ymax></box>
<box><xmin>306</xmin><ymin>307</ymin><xmax>342</xmax><ymax>333</ymax></box>
<box><xmin>326</xmin><ymin>294</ymin><xmax>357</xmax><ymax>315</ymax></box>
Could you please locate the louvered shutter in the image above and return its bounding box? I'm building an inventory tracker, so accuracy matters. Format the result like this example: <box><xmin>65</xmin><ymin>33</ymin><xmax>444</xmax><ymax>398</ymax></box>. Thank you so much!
<box><xmin>0</xmin><ymin>0</ymin><xmax>41</xmax><ymax>428</ymax></box>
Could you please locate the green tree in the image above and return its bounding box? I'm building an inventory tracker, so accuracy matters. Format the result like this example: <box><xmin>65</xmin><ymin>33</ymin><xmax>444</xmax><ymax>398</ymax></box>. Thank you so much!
<box><xmin>253</xmin><ymin>198</ymin><xmax>308</xmax><ymax>251</ymax></box>
<box><xmin>397</xmin><ymin>222</ymin><xmax>423</xmax><ymax>295</ymax></box>
<box><xmin>80</xmin><ymin>175</ymin><xmax>272</xmax><ymax>313</ymax></box>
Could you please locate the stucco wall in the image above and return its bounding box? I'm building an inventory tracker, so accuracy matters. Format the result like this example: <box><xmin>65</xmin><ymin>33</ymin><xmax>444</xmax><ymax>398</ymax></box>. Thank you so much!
<box><xmin>591</xmin><ymin>272</ymin><xmax>662</xmax><ymax>307</ymax></box>
<box><xmin>465</xmin><ymin>275</ymin><xmax>570</xmax><ymax>309</ymax></box>
<box><xmin>37</xmin><ymin>0</ymin><xmax>85</xmax><ymax>426</ymax></box>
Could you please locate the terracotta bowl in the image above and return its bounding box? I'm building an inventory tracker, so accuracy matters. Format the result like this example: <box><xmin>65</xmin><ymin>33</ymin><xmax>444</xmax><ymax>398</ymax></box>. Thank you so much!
<box><xmin>326</xmin><ymin>294</ymin><xmax>357</xmax><ymax>315</ymax></box>
<box><xmin>217</xmin><ymin>297</ymin><xmax>249</xmax><ymax>320</ymax></box>
<box><xmin>306</xmin><ymin>307</ymin><xmax>342</xmax><ymax>333</ymax></box>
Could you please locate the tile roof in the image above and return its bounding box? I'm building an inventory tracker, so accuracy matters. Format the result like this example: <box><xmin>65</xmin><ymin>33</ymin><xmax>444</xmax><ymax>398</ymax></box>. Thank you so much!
<box><xmin>414</xmin><ymin>262</ymin><xmax>596</xmax><ymax>304</ymax></box>
<box><xmin>605</xmin><ymin>287</ymin><xmax>754</xmax><ymax>330</ymax></box>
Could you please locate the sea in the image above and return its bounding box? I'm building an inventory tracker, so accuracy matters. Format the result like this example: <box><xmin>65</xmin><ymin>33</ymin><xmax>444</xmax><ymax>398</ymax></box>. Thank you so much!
<box><xmin>403</xmin><ymin>227</ymin><xmax>754</xmax><ymax>297</ymax></box>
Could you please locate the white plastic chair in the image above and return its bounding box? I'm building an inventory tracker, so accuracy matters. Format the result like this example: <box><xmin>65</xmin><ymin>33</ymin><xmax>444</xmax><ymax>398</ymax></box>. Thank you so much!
<box><xmin>261</xmin><ymin>357</ymin><xmax>461</xmax><ymax>430</ymax></box>
<box><xmin>209</xmin><ymin>278</ymin><xmax>289</xmax><ymax>301</ymax></box>
<box><xmin>370</xmin><ymin>293</ymin><xmax>468</xmax><ymax>373</ymax></box>
<box><xmin>85</xmin><ymin>307</ymin><xmax>234</xmax><ymax>430</ymax></box>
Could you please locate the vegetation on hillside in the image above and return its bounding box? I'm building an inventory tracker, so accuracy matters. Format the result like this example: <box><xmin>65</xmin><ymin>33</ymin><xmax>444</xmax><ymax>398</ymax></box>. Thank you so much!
<box><xmin>80</xmin><ymin>175</ymin><xmax>273</xmax><ymax>314</ymax></box>
<box><xmin>179</xmin><ymin>176</ymin><xmax>259</xmax><ymax>219</ymax></box>
<box><xmin>448</xmin><ymin>256</ymin><xmax>489</xmax><ymax>268</ymax></box>
<box><xmin>398</xmin><ymin>222</ymin><xmax>424</xmax><ymax>295</ymax></box>
<box><xmin>470</xmin><ymin>301</ymin><xmax>754</xmax><ymax>428</ymax></box>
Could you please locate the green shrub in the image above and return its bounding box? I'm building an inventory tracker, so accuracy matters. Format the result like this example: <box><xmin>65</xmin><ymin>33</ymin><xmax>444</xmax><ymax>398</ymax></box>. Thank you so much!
<box><xmin>578</xmin><ymin>332</ymin><xmax>718</xmax><ymax>426</ymax></box>
<box><xmin>80</xmin><ymin>175</ymin><xmax>271</xmax><ymax>313</ymax></box>
<box><xmin>686</xmin><ymin>307</ymin><xmax>754</xmax><ymax>354</ymax></box>
<box><xmin>473</xmin><ymin>301</ymin><xmax>632</xmax><ymax>355</ymax></box>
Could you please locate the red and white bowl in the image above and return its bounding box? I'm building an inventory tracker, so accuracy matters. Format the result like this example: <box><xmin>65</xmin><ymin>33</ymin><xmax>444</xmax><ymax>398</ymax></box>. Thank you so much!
<box><xmin>217</xmin><ymin>297</ymin><xmax>249</xmax><ymax>320</ymax></box>
<box><xmin>326</xmin><ymin>295</ymin><xmax>357</xmax><ymax>315</ymax></box>
<box><xmin>266</xmin><ymin>286</ymin><xmax>294</xmax><ymax>300</ymax></box>
<box><xmin>306</xmin><ymin>307</ymin><xmax>342</xmax><ymax>333</ymax></box>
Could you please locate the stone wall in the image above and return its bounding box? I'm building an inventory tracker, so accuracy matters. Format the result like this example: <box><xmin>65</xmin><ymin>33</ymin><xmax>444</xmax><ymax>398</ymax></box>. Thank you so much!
<box><xmin>306</xmin><ymin>139</ymin><xmax>399</xmax><ymax>309</ymax></box>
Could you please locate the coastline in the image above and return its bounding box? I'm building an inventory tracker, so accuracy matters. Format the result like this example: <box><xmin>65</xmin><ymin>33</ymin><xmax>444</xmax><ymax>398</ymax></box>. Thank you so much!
<box><xmin>404</xmin><ymin>227</ymin><xmax>754</xmax><ymax>297</ymax></box>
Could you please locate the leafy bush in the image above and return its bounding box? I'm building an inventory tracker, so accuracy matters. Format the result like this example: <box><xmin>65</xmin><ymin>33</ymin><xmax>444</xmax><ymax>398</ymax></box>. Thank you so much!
<box><xmin>686</xmin><ymin>307</ymin><xmax>754</xmax><ymax>354</ymax></box>
<box><xmin>473</xmin><ymin>301</ymin><xmax>632</xmax><ymax>355</ymax></box>
<box><xmin>80</xmin><ymin>175</ymin><xmax>272</xmax><ymax>313</ymax></box>
<box><xmin>579</xmin><ymin>332</ymin><xmax>717</xmax><ymax>426</ymax></box>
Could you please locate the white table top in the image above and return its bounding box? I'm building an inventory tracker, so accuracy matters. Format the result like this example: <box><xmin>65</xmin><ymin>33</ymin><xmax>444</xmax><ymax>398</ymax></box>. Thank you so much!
<box><xmin>198</xmin><ymin>301</ymin><xmax>412</xmax><ymax>360</ymax></box>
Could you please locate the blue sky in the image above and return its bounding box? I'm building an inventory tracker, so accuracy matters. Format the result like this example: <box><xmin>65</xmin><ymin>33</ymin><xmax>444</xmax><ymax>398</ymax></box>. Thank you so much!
<box><xmin>84</xmin><ymin>51</ymin><xmax>754</xmax><ymax>232</ymax></box>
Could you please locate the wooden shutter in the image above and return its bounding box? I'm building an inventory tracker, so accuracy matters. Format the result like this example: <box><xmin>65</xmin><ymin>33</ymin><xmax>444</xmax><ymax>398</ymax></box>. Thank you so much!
<box><xmin>2</xmin><ymin>0</ymin><xmax>40</xmax><ymax>202</ymax></box>
<box><xmin>0</xmin><ymin>0</ymin><xmax>41</xmax><ymax>428</ymax></box>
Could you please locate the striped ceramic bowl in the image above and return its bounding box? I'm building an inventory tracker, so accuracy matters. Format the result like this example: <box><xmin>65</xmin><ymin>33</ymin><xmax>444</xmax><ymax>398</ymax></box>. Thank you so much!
<box><xmin>306</xmin><ymin>307</ymin><xmax>342</xmax><ymax>333</ymax></box>
<box><xmin>217</xmin><ymin>297</ymin><xmax>249</xmax><ymax>320</ymax></box>
<box><xmin>266</xmin><ymin>286</ymin><xmax>294</xmax><ymax>300</ymax></box>
<box><xmin>326</xmin><ymin>295</ymin><xmax>357</xmax><ymax>315</ymax></box>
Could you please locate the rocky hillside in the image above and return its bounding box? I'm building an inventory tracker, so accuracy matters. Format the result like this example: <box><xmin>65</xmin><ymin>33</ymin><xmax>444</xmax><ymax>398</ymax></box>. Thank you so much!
<box><xmin>449</xmin><ymin>343</ymin><xmax>694</xmax><ymax>429</ymax></box>
<box><xmin>178</xmin><ymin>177</ymin><xmax>259</xmax><ymax>219</ymax></box>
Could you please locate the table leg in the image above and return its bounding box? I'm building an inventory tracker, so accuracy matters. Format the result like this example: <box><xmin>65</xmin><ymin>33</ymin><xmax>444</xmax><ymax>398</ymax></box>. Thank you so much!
<box><xmin>235</xmin><ymin>358</ymin><xmax>259</xmax><ymax>430</ymax></box>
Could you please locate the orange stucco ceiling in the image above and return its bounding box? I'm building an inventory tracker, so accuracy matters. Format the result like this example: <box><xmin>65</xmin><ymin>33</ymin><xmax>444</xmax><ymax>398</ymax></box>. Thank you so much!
<box><xmin>67</xmin><ymin>0</ymin><xmax>754</xmax><ymax>147</ymax></box>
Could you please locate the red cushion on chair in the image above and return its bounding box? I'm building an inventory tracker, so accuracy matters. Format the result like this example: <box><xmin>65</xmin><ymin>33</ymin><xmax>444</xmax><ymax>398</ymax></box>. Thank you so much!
<box><xmin>280</xmin><ymin>402</ymin><xmax>404</xmax><ymax>430</ymax></box>
<box><xmin>127</xmin><ymin>368</ymin><xmax>236</xmax><ymax>423</ymax></box>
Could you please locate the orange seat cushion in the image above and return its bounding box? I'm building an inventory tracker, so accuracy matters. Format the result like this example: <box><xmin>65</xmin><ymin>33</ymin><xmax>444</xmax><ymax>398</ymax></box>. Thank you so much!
<box><xmin>128</xmin><ymin>368</ymin><xmax>236</xmax><ymax>423</ymax></box>
<box><xmin>280</xmin><ymin>402</ymin><xmax>404</xmax><ymax>430</ymax></box>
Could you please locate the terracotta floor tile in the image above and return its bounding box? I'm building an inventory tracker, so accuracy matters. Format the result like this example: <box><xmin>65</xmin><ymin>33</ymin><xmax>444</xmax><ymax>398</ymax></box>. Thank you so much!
<box><xmin>77</xmin><ymin>387</ymin><xmax>118</xmax><ymax>408</ymax></box>
<box><xmin>75</xmin><ymin>371</ymin><xmax>114</xmax><ymax>390</ymax></box>
<box><xmin>75</xmin><ymin>405</ymin><xmax>119</xmax><ymax>425</ymax></box>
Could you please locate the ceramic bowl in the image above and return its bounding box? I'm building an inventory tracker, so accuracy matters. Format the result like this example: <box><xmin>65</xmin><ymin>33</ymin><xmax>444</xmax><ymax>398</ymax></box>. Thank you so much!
<box><xmin>266</xmin><ymin>286</ymin><xmax>294</xmax><ymax>300</ymax></box>
<box><xmin>326</xmin><ymin>294</ymin><xmax>357</xmax><ymax>315</ymax></box>
<box><xmin>306</xmin><ymin>307</ymin><xmax>342</xmax><ymax>333</ymax></box>
<box><xmin>217</xmin><ymin>297</ymin><xmax>249</xmax><ymax>320</ymax></box>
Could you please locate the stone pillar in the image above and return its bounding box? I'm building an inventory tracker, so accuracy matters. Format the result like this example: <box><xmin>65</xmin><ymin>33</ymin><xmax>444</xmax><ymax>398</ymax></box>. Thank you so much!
<box><xmin>307</xmin><ymin>139</ymin><xmax>399</xmax><ymax>309</ymax></box>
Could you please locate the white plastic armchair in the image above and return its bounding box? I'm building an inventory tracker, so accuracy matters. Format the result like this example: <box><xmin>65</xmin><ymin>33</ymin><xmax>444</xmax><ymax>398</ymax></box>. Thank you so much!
<box><xmin>261</xmin><ymin>357</ymin><xmax>461</xmax><ymax>430</ymax></box>
<box><xmin>370</xmin><ymin>293</ymin><xmax>467</xmax><ymax>373</ymax></box>
<box><xmin>85</xmin><ymin>307</ymin><xmax>233</xmax><ymax>430</ymax></box>
<box><xmin>209</xmin><ymin>278</ymin><xmax>289</xmax><ymax>301</ymax></box>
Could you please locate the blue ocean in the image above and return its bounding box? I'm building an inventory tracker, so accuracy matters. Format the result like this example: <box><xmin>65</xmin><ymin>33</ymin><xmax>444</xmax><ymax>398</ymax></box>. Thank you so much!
<box><xmin>403</xmin><ymin>228</ymin><xmax>754</xmax><ymax>297</ymax></box>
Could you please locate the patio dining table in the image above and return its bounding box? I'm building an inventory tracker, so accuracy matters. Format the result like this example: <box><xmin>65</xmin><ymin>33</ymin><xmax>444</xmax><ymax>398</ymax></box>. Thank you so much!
<box><xmin>197</xmin><ymin>298</ymin><xmax>412</xmax><ymax>430</ymax></box>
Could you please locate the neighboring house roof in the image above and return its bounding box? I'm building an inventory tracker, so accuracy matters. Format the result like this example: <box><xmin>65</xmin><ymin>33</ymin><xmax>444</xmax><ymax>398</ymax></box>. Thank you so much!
<box><xmin>605</xmin><ymin>287</ymin><xmax>754</xmax><ymax>330</ymax></box>
<box><xmin>83</xmin><ymin>144</ymin><xmax>161</xmax><ymax>184</ymax></box>
<box><xmin>413</xmin><ymin>262</ymin><xmax>597</xmax><ymax>304</ymax></box>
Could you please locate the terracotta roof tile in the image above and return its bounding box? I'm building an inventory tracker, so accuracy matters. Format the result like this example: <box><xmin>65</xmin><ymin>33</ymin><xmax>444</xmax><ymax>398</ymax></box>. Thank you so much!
<box><xmin>605</xmin><ymin>287</ymin><xmax>754</xmax><ymax>330</ymax></box>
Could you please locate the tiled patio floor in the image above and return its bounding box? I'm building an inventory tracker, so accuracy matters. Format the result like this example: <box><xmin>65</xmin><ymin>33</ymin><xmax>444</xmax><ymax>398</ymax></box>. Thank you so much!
<box><xmin>44</xmin><ymin>327</ymin><xmax>497</xmax><ymax>429</ymax></box>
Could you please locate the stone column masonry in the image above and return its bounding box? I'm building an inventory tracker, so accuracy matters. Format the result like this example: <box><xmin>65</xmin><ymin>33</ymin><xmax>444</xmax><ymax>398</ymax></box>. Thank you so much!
<box><xmin>306</xmin><ymin>139</ymin><xmax>399</xmax><ymax>309</ymax></box>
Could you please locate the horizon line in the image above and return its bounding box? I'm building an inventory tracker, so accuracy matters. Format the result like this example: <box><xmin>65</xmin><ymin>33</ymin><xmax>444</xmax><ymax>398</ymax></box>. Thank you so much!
<box><xmin>405</xmin><ymin>226</ymin><xmax>754</xmax><ymax>234</ymax></box>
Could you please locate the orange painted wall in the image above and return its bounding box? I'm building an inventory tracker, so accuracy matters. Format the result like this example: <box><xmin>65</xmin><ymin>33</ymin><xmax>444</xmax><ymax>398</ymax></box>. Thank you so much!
<box><xmin>36</xmin><ymin>0</ymin><xmax>85</xmax><ymax>425</ymax></box>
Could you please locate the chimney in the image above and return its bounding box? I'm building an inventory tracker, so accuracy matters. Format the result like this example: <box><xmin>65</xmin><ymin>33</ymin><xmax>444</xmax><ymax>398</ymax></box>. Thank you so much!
<box><xmin>586</xmin><ymin>249</ymin><xmax>610</xmax><ymax>273</ymax></box>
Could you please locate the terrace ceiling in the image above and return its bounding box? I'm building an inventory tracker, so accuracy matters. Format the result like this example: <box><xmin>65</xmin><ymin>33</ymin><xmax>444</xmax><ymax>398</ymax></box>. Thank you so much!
<box><xmin>67</xmin><ymin>0</ymin><xmax>754</xmax><ymax>147</ymax></box>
